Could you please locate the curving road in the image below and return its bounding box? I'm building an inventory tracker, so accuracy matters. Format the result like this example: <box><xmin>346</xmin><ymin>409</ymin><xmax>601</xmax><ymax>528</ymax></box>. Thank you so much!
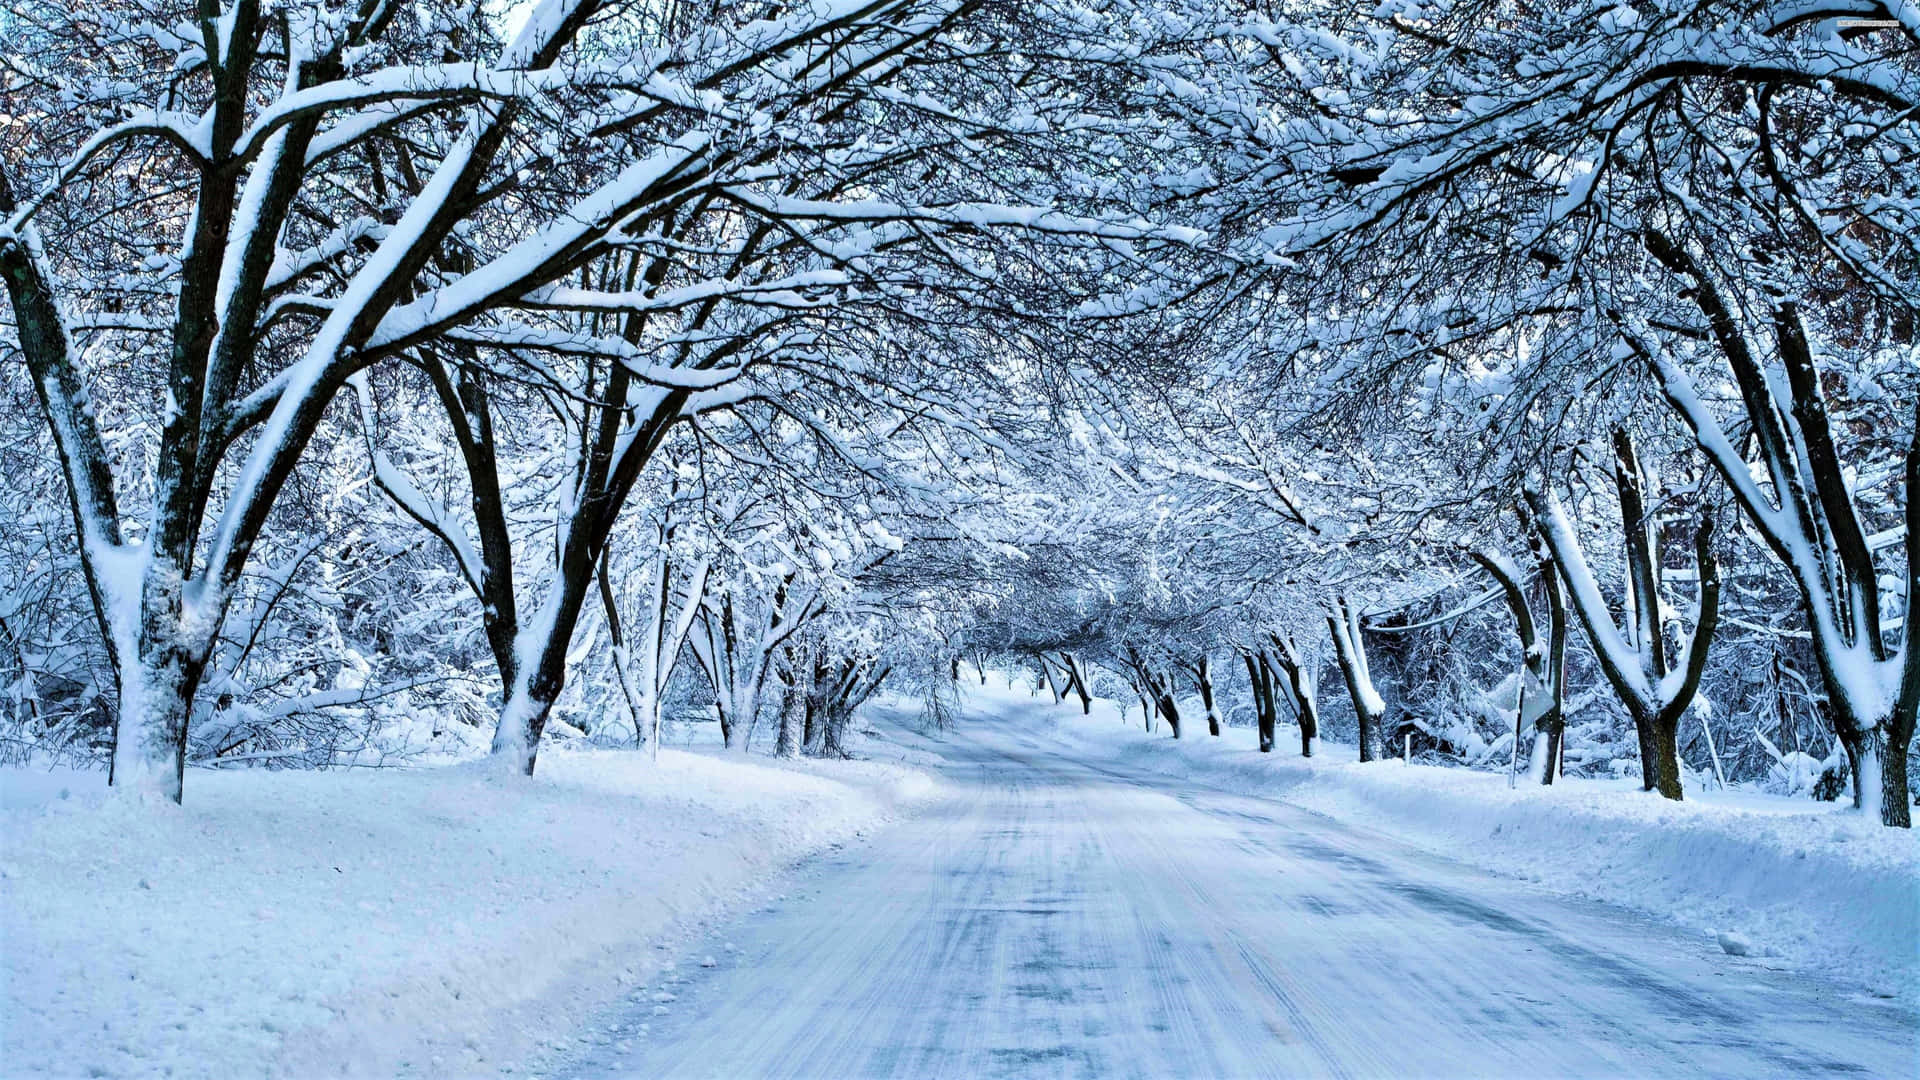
<box><xmin>552</xmin><ymin>709</ymin><xmax>1915</xmax><ymax>1079</ymax></box>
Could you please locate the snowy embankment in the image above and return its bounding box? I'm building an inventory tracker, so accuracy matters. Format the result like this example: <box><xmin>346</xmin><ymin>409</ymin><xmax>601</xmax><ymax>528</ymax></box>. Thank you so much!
<box><xmin>983</xmin><ymin>682</ymin><xmax>1919</xmax><ymax>1001</ymax></box>
<box><xmin>1</xmin><ymin>747</ymin><xmax>935</xmax><ymax>1080</ymax></box>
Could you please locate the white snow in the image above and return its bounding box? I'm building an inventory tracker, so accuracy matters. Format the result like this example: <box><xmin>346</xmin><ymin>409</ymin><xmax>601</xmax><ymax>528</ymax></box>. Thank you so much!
<box><xmin>0</xmin><ymin>748</ymin><xmax>934</xmax><ymax>1079</ymax></box>
<box><xmin>541</xmin><ymin>687</ymin><xmax>1915</xmax><ymax>1079</ymax></box>
<box><xmin>993</xmin><ymin>681</ymin><xmax>1920</xmax><ymax>1003</ymax></box>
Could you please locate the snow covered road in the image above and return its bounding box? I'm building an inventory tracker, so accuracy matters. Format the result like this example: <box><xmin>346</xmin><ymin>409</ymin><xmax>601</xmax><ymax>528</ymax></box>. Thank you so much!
<box><xmin>551</xmin><ymin>712</ymin><xmax>1916</xmax><ymax>1079</ymax></box>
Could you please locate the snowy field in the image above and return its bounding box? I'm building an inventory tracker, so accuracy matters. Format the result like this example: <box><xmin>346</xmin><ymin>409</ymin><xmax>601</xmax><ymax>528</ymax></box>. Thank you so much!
<box><xmin>3</xmin><ymin>687</ymin><xmax>1916</xmax><ymax>1079</ymax></box>
<box><xmin>990</xmin><ymin>681</ymin><xmax>1920</xmax><ymax>1004</ymax></box>
<box><xmin>0</xmin><ymin>747</ymin><xmax>935</xmax><ymax>1079</ymax></box>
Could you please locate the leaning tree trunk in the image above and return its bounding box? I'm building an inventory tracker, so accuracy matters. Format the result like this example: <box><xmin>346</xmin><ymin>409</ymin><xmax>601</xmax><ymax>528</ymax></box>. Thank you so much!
<box><xmin>1472</xmin><ymin>537</ymin><xmax>1570</xmax><ymax>785</ymax></box>
<box><xmin>1063</xmin><ymin>654</ymin><xmax>1092</xmax><ymax>714</ymax></box>
<box><xmin>598</xmin><ymin>558</ymin><xmax>647</xmax><ymax>746</ymax></box>
<box><xmin>1276</xmin><ymin>642</ymin><xmax>1318</xmax><ymax>759</ymax></box>
<box><xmin>1039</xmin><ymin>657</ymin><xmax>1062</xmax><ymax>703</ymax></box>
<box><xmin>490</xmin><ymin>532</ymin><xmax>603</xmax><ymax>774</ymax></box>
<box><xmin>1645</xmin><ymin>239</ymin><xmax>1919</xmax><ymax>825</ymax></box>
<box><xmin>1327</xmin><ymin>600</ymin><xmax>1385</xmax><ymax>762</ymax></box>
<box><xmin>1156</xmin><ymin>678</ymin><xmax>1183</xmax><ymax>739</ymax></box>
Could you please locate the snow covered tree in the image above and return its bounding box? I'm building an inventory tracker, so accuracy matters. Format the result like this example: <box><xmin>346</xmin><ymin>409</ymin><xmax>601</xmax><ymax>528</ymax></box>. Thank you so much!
<box><xmin>1528</xmin><ymin>433</ymin><xmax>1722</xmax><ymax>800</ymax></box>
<box><xmin>1</xmin><ymin>0</ymin><xmax>1213</xmax><ymax>792</ymax></box>
<box><xmin>1167</xmin><ymin>0</ymin><xmax>1916</xmax><ymax>821</ymax></box>
<box><xmin>1468</xmin><ymin>536</ymin><xmax>1568</xmax><ymax>784</ymax></box>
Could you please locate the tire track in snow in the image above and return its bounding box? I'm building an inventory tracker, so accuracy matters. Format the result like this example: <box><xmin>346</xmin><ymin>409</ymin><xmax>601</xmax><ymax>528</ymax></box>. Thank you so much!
<box><xmin>547</xmin><ymin>710</ymin><xmax>1916</xmax><ymax>1079</ymax></box>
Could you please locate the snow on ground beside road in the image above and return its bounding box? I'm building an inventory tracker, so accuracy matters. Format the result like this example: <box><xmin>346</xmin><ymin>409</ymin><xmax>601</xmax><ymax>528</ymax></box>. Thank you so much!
<box><xmin>972</xmin><ymin>679</ymin><xmax>1920</xmax><ymax>1003</ymax></box>
<box><xmin>0</xmin><ymin>746</ymin><xmax>935</xmax><ymax>1080</ymax></box>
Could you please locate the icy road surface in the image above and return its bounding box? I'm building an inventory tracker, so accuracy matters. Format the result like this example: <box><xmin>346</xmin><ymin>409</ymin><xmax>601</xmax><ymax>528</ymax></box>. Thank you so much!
<box><xmin>553</xmin><ymin>715</ymin><xmax>1915</xmax><ymax>1079</ymax></box>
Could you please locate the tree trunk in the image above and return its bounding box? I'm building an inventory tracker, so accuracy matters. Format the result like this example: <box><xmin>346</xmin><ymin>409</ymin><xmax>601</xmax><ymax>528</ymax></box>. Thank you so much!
<box><xmin>1328</xmin><ymin>601</ymin><xmax>1384</xmax><ymax>762</ymax></box>
<box><xmin>111</xmin><ymin>649</ymin><xmax>203</xmax><ymax>804</ymax></box>
<box><xmin>1835</xmin><ymin>724</ymin><xmax>1899</xmax><ymax>823</ymax></box>
<box><xmin>1152</xmin><ymin>668</ymin><xmax>1182</xmax><ymax>734</ymax></box>
<box><xmin>1471</xmin><ymin>539</ymin><xmax>1569</xmax><ymax>786</ymax></box>
<box><xmin>1632</xmin><ymin>713</ymin><xmax>1660</xmax><ymax>793</ymax></box>
<box><xmin>490</xmin><ymin>535</ymin><xmax>604</xmax><ymax>773</ymax></box>
<box><xmin>1537</xmin><ymin>720</ymin><xmax>1563</xmax><ymax>785</ymax></box>
<box><xmin>815</xmin><ymin>661</ymin><xmax>853</xmax><ymax>759</ymax></box>
<box><xmin>1268</xmin><ymin>638</ymin><xmax>1318</xmax><ymax>758</ymax></box>
<box><xmin>1245</xmin><ymin>652</ymin><xmax>1275</xmax><ymax>753</ymax></box>
<box><xmin>818</xmin><ymin>710</ymin><xmax>847</xmax><ymax>758</ymax></box>
<box><xmin>1527</xmin><ymin>484</ymin><xmax>1717</xmax><ymax>801</ymax></box>
<box><xmin>775</xmin><ymin>651</ymin><xmax>806</xmax><ymax>759</ymax></box>
<box><xmin>1064</xmin><ymin>654</ymin><xmax>1092</xmax><ymax>714</ymax></box>
<box><xmin>723</xmin><ymin>691</ymin><xmax>756</xmax><ymax>753</ymax></box>
<box><xmin>1039</xmin><ymin>657</ymin><xmax>1062</xmax><ymax>703</ymax></box>
<box><xmin>1880</xmin><ymin>734</ymin><xmax>1911</xmax><ymax>829</ymax></box>
<box><xmin>492</xmin><ymin>683</ymin><xmax>555</xmax><ymax>776</ymax></box>
<box><xmin>1538</xmin><ymin>550</ymin><xmax>1568</xmax><ymax>785</ymax></box>
<box><xmin>1194</xmin><ymin>655</ymin><xmax>1220</xmax><ymax>736</ymax></box>
<box><xmin>803</xmin><ymin>688</ymin><xmax>819</xmax><ymax>752</ymax></box>
<box><xmin>598</xmin><ymin>558</ymin><xmax>647</xmax><ymax>746</ymax></box>
<box><xmin>1650</xmin><ymin>712</ymin><xmax>1684</xmax><ymax>801</ymax></box>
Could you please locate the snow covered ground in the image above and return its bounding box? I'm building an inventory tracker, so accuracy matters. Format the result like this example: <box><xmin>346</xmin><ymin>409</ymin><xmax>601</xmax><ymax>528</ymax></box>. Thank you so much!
<box><xmin>1001</xmin><ymin>681</ymin><xmax>1920</xmax><ymax>1003</ymax></box>
<box><xmin>5</xmin><ymin>684</ymin><xmax>1913</xmax><ymax>1080</ymax></box>
<box><xmin>544</xmin><ymin>687</ymin><xmax>1913</xmax><ymax>1079</ymax></box>
<box><xmin>0</xmin><ymin>746</ymin><xmax>934</xmax><ymax>1080</ymax></box>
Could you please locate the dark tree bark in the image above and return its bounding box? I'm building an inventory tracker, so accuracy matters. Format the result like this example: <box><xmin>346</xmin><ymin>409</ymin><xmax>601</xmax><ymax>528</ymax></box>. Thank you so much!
<box><xmin>1180</xmin><ymin>655</ymin><xmax>1221</xmax><ymax>736</ymax></box>
<box><xmin>1059</xmin><ymin>653</ymin><xmax>1093</xmax><ymax>714</ymax></box>
<box><xmin>1037</xmin><ymin>655</ymin><xmax>1063</xmax><ymax>704</ymax></box>
<box><xmin>1538</xmin><ymin>557</ymin><xmax>1569</xmax><ymax>784</ymax></box>
<box><xmin>426</xmin><ymin>356</ymin><xmax>518</xmax><ymax>685</ymax></box>
<box><xmin>1243</xmin><ymin>651</ymin><xmax>1277</xmax><ymax>752</ymax></box>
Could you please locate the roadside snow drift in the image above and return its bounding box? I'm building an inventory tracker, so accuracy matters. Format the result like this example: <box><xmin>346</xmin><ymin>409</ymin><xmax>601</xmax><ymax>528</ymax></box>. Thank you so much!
<box><xmin>983</xmin><ymin>681</ymin><xmax>1920</xmax><ymax>1002</ymax></box>
<box><xmin>1</xmin><ymin>749</ymin><xmax>932</xmax><ymax>1080</ymax></box>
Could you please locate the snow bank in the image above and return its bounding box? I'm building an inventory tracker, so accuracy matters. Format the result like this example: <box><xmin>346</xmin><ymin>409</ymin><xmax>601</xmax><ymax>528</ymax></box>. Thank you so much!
<box><xmin>986</xmin><ymin>681</ymin><xmax>1920</xmax><ymax>1002</ymax></box>
<box><xmin>0</xmin><ymin>747</ymin><xmax>935</xmax><ymax>1079</ymax></box>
